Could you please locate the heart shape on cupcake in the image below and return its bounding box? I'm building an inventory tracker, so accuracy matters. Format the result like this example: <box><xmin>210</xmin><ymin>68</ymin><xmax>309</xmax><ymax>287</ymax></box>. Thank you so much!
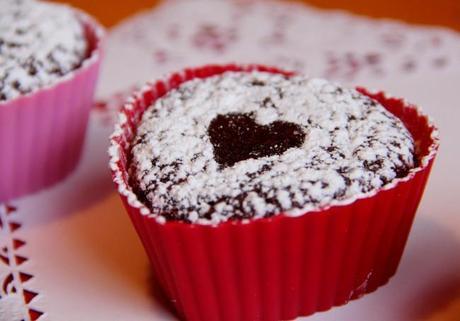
<box><xmin>208</xmin><ymin>112</ymin><xmax>306</xmax><ymax>168</ymax></box>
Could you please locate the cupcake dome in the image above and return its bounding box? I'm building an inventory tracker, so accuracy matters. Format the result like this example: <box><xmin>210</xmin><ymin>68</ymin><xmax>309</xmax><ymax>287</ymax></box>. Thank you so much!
<box><xmin>0</xmin><ymin>0</ymin><xmax>88</xmax><ymax>102</ymax></box>
<box><xmin>129</xmin><ymin>71</ymin><xmax>415</xmax><ymax>224</ymax></box>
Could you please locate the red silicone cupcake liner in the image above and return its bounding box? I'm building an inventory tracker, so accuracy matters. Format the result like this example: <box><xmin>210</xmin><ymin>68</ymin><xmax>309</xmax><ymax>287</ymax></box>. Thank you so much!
<box><xmin>0</xmin><ymin>9</ymin><xmax>104</xmax><ymax>202</ymax></box>
<box><xmin>109</xmin><ymin>64</ymin><xmax>439</xmax><ymax>321</ymax></box>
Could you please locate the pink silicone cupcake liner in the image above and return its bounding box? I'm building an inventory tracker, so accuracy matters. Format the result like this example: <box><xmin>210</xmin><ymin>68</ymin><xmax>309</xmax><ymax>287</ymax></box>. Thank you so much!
<box><xmin>109</xmin><ymin>64</ymin><xmax>439</xmax><ymax>321</ymax></box>
<box><xmin>0</xmin><ymin>10</ymin><xmax>104</xmax><ymax>202</ymax></box>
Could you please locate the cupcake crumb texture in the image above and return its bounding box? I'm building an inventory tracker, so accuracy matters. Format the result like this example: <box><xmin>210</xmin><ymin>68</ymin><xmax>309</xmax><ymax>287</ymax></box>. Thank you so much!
<box><xmin>130</xmin><ymin>71</ymin><xmax>415</xmax><ymax>224</ymax></box>
<box><xmin>0</xmin><ymin>0</ymin><xmax>88</xmax><ymax>102</ymax></box>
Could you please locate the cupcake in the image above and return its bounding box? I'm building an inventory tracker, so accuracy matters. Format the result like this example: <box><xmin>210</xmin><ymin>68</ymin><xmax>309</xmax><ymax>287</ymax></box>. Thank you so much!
<box><xmin>0</xmin><ymin>0</ymin><xmax>104</xmax><ymax>201</ymax></box>
<box><xmin>110</xmin><ymin>64</ymin><xmax>438</xmax><ymax>321</ymax></box>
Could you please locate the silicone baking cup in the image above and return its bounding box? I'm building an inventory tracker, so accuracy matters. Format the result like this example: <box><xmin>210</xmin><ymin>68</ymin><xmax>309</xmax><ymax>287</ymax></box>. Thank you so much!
<box><xmin>0</xmin><ymin>9</ymin><xmax>104</xmax><ymax>201</ymax></box>
<box><xmin>109</xmin><ymin>64</ymin><xmax>439</xmax><ymax>321</ymax></box>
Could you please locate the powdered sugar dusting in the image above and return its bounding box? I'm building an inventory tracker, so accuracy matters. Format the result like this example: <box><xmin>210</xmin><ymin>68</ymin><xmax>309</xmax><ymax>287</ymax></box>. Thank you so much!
<box><xmin>129</xmin><ymin>71</ymin><xmax>415</xmax><ymax>224</ymax></box>
<box><xmin>0</xmin><ymin>0</ymin><xmax>88</xmax><ymax>102</ymax></box>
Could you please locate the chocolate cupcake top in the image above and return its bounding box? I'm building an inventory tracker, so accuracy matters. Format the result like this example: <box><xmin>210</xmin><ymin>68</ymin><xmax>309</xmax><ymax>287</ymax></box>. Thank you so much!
<box><xmin>0</xmin><ymin>0</ymin><xmax>88</xmax><ymax>102</ymax></box>
<box><xmin>129</xmin><ymin>71</ymin><xmax>415</xmax><ymax>224</ymax></box>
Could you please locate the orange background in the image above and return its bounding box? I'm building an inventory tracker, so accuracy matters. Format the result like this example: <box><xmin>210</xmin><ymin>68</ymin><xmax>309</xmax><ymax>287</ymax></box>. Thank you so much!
<box><xmin>54</xmin><ymin>0</ymin><xmax>460</xmax><ymax>30</ymax></box>
<box><xmin>52</xmin><ymin>1</ymin><xmax>460</xmax><ymax>321</ymax></box>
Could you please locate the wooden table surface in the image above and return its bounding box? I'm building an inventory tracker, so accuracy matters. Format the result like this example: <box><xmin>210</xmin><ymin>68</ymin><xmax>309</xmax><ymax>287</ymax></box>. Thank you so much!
<box><xmin>55</xmin><ymin>0</ymin><xmax>460</xmax><ymax>30</ymax></box>
<box><xmin>50</xmin><ymin>1</ymin><xmax>460</xmax><ymax>321</ymax></box>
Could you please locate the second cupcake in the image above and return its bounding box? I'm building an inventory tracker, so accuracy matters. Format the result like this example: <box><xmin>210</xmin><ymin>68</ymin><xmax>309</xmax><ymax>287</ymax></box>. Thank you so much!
<box><xmin>0</xmin><ymin>0</ymin><xmax>104</xmax><ymax>201</ymax></box>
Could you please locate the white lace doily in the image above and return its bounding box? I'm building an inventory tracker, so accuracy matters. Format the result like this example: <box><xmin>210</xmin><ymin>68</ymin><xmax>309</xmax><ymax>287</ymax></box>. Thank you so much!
<box><xmin>1</xmin><ymin>0</ymin><xmax>460</xmax><ymax>320</ymax></box>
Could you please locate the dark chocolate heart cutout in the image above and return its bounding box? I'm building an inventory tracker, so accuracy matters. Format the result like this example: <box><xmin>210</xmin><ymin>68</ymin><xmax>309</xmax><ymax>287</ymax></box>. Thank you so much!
<box><xmin>208</xmin><ymin>113</ymin><xmax>306</xmax><ymax>168</ymax></box>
